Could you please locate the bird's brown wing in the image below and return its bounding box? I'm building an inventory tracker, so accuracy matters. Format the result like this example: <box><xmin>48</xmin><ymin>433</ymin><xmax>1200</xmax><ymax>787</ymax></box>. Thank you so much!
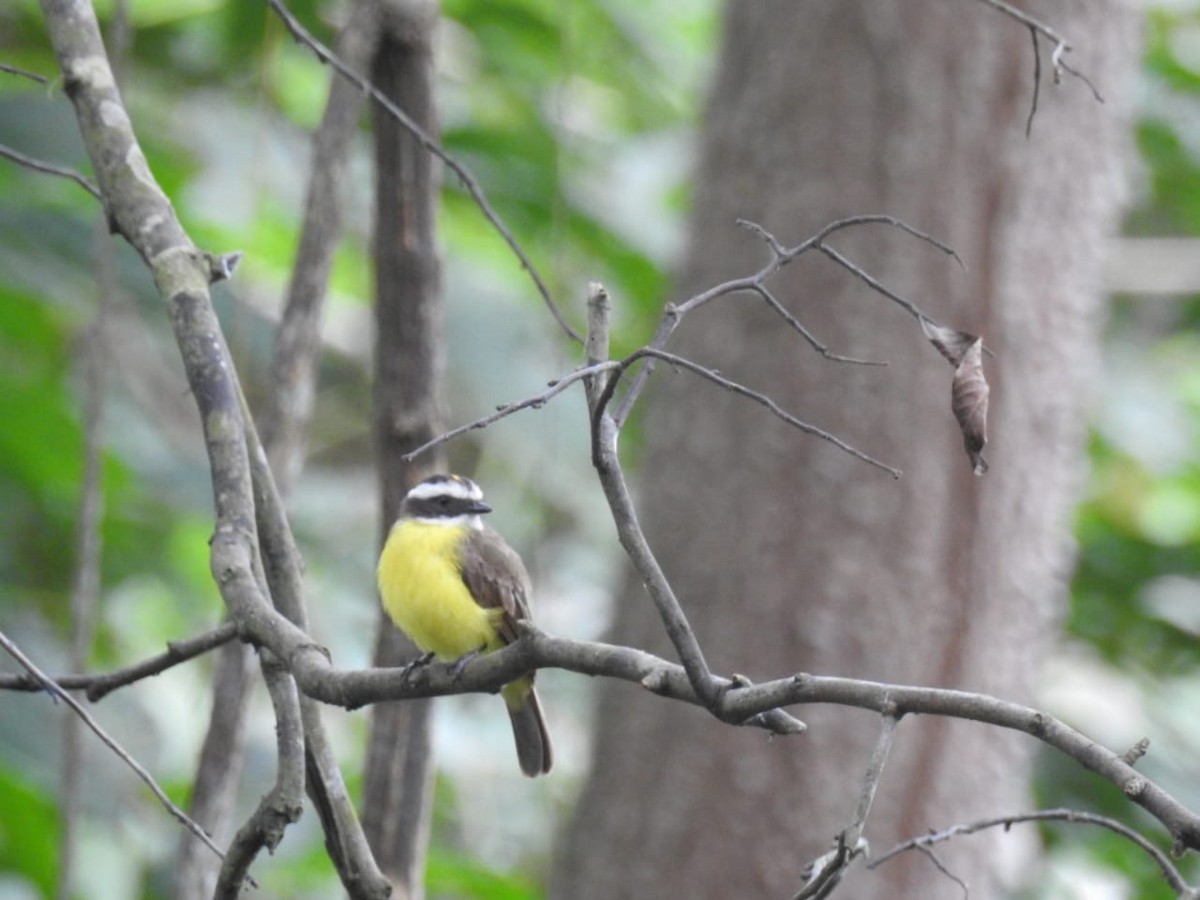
<box><xmin>459</xmin><ymin>526</ymin><xmax>534</xmax><ymax>645</ymax></box>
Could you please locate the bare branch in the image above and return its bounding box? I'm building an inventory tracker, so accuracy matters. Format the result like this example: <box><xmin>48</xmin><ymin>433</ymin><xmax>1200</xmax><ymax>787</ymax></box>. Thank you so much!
<box><xmin>215</xmin><ymin>653</ymin><xmax>305</xmax><ymax>897</ymax></box>
<box><xmin>612</xmin><ymin>215</ymin><xmax>961</xmax><ymax>428</ymax></box>
<box><xmin>0</xmin><ymin>622</ymin><xmax>238</xmax><ymax>698</ymax></box>
<box><xmin>793</xmin><ymin>833</ymin><xmax>870</xmax><ymax>900</ymax></box>
<box><xmin>0</xmin><ymin>630</ymin><xmax>232</xmax><ymax>872</ymax></box>
<box><xmin>815</xmin><ymin>243</ymin><xmax>927</xmax><ymax>322</ymax></box>
<box><xmin>792</xmin><ymin>713</ymin><xmax>897</xmax><ymax>899</ymax></box>
<box><xmin>850</xmin><ymin>712</ymin><xmax>900</xmax><ymax>838</ymax></box>
<box><xmin>970</xmin><ymin>0</ymin><xmax>1103</xmax><ymax>103</ymax></box>
<box><xmin>914</xmin><ymin>846</ymin><xmax>969</xmax><ymax>898</ymax></box>
<box><xmin>871</xmin><ymin>809</ymin><xmax>1196</xmax><ymax>897</ymax></box>
<box><xmin>0</xmin><ymin>62</ymin><xmax>51</xmax><ymax>84</ymax></box>
<box><xmin>401</xmin><ymin>360</ymin><xmax>620</xmax><ymax>462</ymax></box>
<box><xmin>747</xmin><ymin>283</ymin><xmax>887</xmax><ymax>366</ymax></box>
<box><xmin>1026</xmin><ymin>25</ymin><xmax>1041</xmax><ymax>137</ymax></box>
<box><xmin>263</xmin><ymin>0</ymin><xmax>580</xmax><ymax>343</ymax></box>
<box><xmin>0</xmin><ymin>142</ymin><xmax>101</xmax><ymax>199</ymax></box>
<box><xmin>581</xmin><ymin>296</ymin><xmax>724</xmax><ymax>707</ymax></box>
<box><xmin>602</xmin><ymin>348</ymin><xmax>901</xmax><ymax>477</ymax></box>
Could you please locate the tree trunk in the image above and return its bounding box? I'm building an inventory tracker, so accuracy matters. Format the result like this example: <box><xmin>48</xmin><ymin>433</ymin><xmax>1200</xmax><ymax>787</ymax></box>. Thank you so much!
<box><xmin>362</xmin><ymin>3</ymin><xmax>445</xmax><ymax>898</ymax></box>
<box><xmin>552</xmin><ymin>2</ymin><xmax>1136</xmax><ymax>897</ymax></box>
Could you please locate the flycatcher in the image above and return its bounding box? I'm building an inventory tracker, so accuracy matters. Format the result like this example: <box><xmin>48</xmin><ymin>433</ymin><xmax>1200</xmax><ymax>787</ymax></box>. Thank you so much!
<box><xmin>377</xmin><ymin>474</ymin><xmax>553</xmax><ymax>777</ymax></box>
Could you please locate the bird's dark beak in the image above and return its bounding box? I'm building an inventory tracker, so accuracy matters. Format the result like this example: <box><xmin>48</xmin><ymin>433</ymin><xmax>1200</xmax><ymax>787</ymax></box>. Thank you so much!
<box><xmin>469</xmin><ymin>500</ymin><xmax>493</xmax><ymax>515</ymax></box>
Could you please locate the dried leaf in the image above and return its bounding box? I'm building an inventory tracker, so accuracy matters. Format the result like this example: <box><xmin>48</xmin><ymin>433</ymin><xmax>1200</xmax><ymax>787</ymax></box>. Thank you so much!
<box><xmin>952</xmin><ymin>338</ymin><xmax>989</xmax><ymax>475</ymax></box>
<box><xmin>920</xmin><ymin>317</ymin><xmax>978</xmax><ymax>367</ymax></box>
<box><xmin>920</xmin><ymin>318</ymin><xmax>990</xmax><ymax>474</ymax></box>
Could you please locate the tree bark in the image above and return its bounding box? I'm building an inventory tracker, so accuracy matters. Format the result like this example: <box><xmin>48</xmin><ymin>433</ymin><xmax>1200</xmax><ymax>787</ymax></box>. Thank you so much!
<box><xmin>553</xmin><ymin>2</ymin><xmax>1136</xmax><ymax>898</ymax></box>
<box><xmin>363</xmin><ymin>3</ymin><xmax>444</xmax><ymax>897</ymax></box>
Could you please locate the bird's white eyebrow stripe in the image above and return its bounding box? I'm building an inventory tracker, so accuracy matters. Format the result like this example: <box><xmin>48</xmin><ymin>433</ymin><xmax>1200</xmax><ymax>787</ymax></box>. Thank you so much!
<box><xmin>405</xmin><ymin>477</ymin><xmax>482</xmax><ymax>501</ymax></box>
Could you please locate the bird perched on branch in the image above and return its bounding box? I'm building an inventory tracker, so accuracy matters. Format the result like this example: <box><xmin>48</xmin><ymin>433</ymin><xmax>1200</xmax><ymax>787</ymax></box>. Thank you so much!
<box><xmin>377</xmin><ymin>474</ymin><xmax>553</xmax><ymax>777</ymax></box>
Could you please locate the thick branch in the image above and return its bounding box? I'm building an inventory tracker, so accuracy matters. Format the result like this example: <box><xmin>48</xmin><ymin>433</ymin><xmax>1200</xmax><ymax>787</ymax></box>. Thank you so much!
<box><xmin>215</xmin><ymin>653</ymin><xmax>305</xmax><ymax>898</ymax></box>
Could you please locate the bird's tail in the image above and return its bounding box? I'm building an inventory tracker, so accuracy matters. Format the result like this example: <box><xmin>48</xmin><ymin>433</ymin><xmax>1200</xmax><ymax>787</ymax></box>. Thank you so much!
<box><xmin>502</xmin><ymin>678</ymin><xmax>553</xmax><ymax>777</ymax></box>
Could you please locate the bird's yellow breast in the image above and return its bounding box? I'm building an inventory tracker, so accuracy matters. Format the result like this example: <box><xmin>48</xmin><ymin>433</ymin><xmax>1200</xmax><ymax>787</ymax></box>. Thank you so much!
<box><xmin>377</xmin><ymin>519</ymin><xmax>502</xmax><ymax>660</ymax></box>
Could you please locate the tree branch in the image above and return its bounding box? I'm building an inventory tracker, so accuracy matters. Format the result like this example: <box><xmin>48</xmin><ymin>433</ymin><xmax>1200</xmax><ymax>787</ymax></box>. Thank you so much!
<box><xmin>0</xmin><ymin>142</ymin><xmax>101</xmax><ymax>199</ymax></box>
<box><xmin>612</xmin><ymin>216</ymin><xmax>961</xmax><ymax>427</ymax></box>
<box><xmin>871</xmin><ymin>808</ymin><xmax>1198</xmax><ymax>897</ymax></box>
<box><xmin>0</xmin><ymin>621</ymin><xmax>239</xmax><ymax>698</ymax></box>
<box><xmin>215</xmin><ymin>652</ymin><xmax>305</xmax><ymax>898</ymax></box>
<box><xmin>0</xmin><ymin>62</ymin><xmax>52</xmax><ymax>84</ymax></box>
<box><xmin>263</xmin><ymin>0</ymin><xmax>580</xmax><ymax>343</ymax></box>
<box><xmin>0</xmin><ymin>630</ymin><xmax>232</xmax><ymax>872</ymax></box>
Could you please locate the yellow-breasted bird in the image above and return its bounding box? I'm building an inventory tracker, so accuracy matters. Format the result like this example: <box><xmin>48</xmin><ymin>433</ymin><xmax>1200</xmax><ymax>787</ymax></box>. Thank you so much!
<box><xmin>377</xmin><ymin>474</ymin><xmax>553</xmax><ymax>777</ymax></box>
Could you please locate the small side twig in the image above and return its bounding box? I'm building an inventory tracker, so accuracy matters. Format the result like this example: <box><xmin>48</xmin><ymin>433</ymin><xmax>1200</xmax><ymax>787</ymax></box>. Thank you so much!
<box><xmin>792</xmin><ymin>712</ymin><xmax>898</xmax><ymax>900</ymax></box>
<box><xmin>970</xmin><ymin>0</ymin><xmax>1103</xmax><ymax>104</ymax></box>
<box><xmin>0</xmin><ymin>142</ymin><xmax>101</xmax><ymax>199</ymax></box>
<box><xmin>0</xmin><ymin>63</ymin><xmax>51</xmax><ymax>84</ymax></box>
<box><xmin>600</xmin><ymin>348</ymin><xmax>901</xmax><ymax>478</ymax></box>
<box><xmin>401</xmin><ymin>360</ymin><xmax>620</xmax><ymax>462</ymax></box>
<box><xmin>747</xmin><ymin>283</ymin><xmax>886</xmax><ymax>366</ymax></box>
<box><xmin>1025</xmin><ymin>25</ymin><xmax>1041</xmax><ymax>137</ymax></box>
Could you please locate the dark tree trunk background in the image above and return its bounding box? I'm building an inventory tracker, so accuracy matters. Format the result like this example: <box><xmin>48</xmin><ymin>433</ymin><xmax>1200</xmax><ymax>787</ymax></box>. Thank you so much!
<box><xmin>553</xmin><ymin>2</ymin><xmax>1136</xmax><ymax>897</ymax></box>
<box><xmin>363</xmin><ymin>2</ymin><xmax>445</xmax><ymax>897</ymax></box>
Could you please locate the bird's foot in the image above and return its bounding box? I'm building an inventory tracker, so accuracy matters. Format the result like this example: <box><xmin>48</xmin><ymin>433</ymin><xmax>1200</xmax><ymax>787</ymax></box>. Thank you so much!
<box><xmin>449</xmin><ymin>649</ymin><xmax>482</xmax><ymax>682</ymax></box>
<box><xmin>398</xmin><ymin>651</ymin><xmax>436</xmax><ymax>681</ymax></box>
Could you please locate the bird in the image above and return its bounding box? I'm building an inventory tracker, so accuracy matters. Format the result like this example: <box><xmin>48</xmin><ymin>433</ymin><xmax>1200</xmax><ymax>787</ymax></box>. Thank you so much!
<box><xmin>377</xmin><ymin>473</ymin><xmax>553</xmax><ymax>777</ymax></box>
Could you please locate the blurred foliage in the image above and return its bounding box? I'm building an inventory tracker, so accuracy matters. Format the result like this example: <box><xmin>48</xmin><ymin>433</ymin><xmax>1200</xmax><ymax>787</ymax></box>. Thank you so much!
<box><xmin>2</xmin><ymin>0</ymin><xmax>1200</xmax><ymax>898</ymax></box>
<box><xmin>1027</xmin><ymin>6</ymin><xmax>1200</xmax><ymax>898</ymax></box>
<box><xmin>0</xmin><ymin>0</ymin><xmax>711</xmax><ymax>896</ymax></box>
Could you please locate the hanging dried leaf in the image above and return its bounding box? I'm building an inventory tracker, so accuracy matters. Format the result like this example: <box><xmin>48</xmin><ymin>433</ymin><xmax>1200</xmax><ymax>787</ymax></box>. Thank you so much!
<box><xmin>920</xmin><ymin>318</ymin><xmax>990</xmax><ymax>475</ymax></box>
<box><xmin>951</xmin><ymin>338</ymin><xmax>989</xmax><ymax>475</ymax></box>
<box><xmin>920</xmin><ymin>317</ymin><xmax>977</xmax><ymax>367</ymax></box>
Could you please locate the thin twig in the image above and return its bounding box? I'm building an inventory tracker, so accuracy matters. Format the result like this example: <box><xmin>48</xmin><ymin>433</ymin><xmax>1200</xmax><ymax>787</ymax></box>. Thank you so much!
<box><xmin>1025</xmin><ymin>25</ymin><xmax>1040</xmax><ymax>137</ymax></box>
<box><xmin>1061</xmin><ymin>60</ymin><xmax>1104</xmax><ymax>103</ymax></box>
<box><xmin>401</xmin><ymin>361</ymin><xmax>621</xmax><ymax>462</ymax></box>
<box><xmin>0</xmin><ymin>630</ymin><xmax>232</xmax><ymax>871</ymax></box>
<box><xmin>970</xmin><ymin>0</ymin><xmax>1103</xmax><ymax>102</ymax></box>
<box><xmin>791</xmin><ymin>712</ymin><xmax>898</xmax><ymax>899</ymax></box>
<box><xmin>0</xmin><ymin>143</ymin><xmax>101</xmax><ymax>199</ymax></box>
<box><xmin>816</xmin><ymin>243</ymin><xmax>926</xmax><ymax>321</ymax></box>
<box><xmin>769</xmin><ymin>215</ymin><xmax>964</xmax><ymax>269</ymax></box>
<box><xmin>747</xmin><ymin>283</ymin><xmax>887</xmax><ymax>366</ymax></box>
<box><xmin>0</xmin><ymin>63</ymin><xmax>51</xmax><ymax>84</ymax></box>
<box><xmin>969</xmin><ymin>0</ymin><xmax>1069</xmax><ymax>49</ymax></box>
<box><xmin>870</xmin><ymin>808</ymin><xmax>1196</xmax><ymax>895</ymax></box>
<box><xmin>611</xmin><ymin>215</ymin><xmax>961</xmax><ymax>428</ymax></box>
<box><xmin>850</xmin><ymin>712</ymin><xmax>900</xmax><ymax>837</ymax></box>
<box><xmin>263</xmin><ymin>0</ymin><xmax>580</xmax><ymax>343</ymax></box>
<box><xmin>603</xmin><ymin>348</ymin><xmax>901</xmax><ymax>478</ymax></box>
<box><xmin>915</xmin><ymin>846</ymin><xmax>969</xmax><ymax>899</ymax></box>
